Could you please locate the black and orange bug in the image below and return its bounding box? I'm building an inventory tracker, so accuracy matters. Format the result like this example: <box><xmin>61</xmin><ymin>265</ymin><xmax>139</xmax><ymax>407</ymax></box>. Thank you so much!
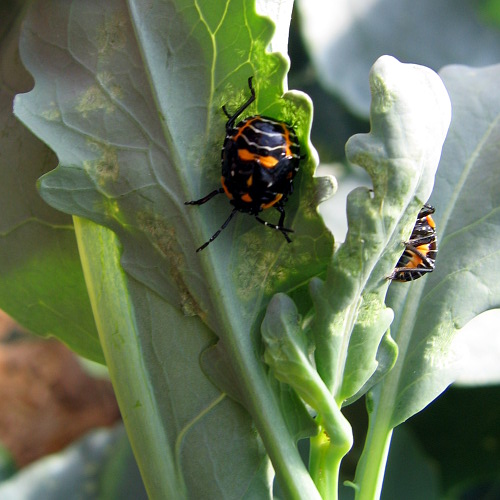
<box><xmin>388</xmin><ymin>203</ymin><xmax>438</xmax><ymax>281</ymax></box>
<box><xmin>185</xmin><ymin>77</ymin><xmax>301</xmax><ymax>252</ymax></box>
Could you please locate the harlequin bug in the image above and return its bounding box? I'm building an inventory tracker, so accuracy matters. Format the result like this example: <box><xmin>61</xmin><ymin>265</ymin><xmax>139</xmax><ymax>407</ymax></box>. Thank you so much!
<box><xmin>185</xmin><ymin>77</ymin><xmax>301</xmax><ymax>252</ymax></box>
<box><xmin>388</xmin><ymin>203</ymin><xmax>438</xmax><ymax>281</ymax></box>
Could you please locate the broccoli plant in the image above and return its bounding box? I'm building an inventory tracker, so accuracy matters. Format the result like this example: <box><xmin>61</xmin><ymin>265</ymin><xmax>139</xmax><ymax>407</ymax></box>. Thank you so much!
<box><xmin>1</xmin><ymin>0</ymin><xmax>499</xmax><ymax>498</ymax></box>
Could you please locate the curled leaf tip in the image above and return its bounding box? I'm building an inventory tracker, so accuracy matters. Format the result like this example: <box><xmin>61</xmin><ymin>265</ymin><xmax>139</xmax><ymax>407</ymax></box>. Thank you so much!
<box><xmin>347</xmin><ymin>55</ymin><xmax>451</xmax><ymax>203</ymax></box>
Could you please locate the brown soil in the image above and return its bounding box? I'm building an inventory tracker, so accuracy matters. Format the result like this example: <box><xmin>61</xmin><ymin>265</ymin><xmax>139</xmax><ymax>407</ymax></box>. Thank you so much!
<box><xmin>0</xmin><ymin>310</ymin><xmax>120</xmax><ymax>467</ymax></box>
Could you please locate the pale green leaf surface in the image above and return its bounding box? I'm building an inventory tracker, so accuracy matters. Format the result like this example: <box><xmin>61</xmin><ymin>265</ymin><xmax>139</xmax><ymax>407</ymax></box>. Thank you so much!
<box><xmin>76</xmin><ymin>219</ymin><xmax>272</xmax><ymax>499</ymax></box>
<box><xmin>311</xmin><ymin>56</ymin><xmax>451</xmax><ymax>401</ymax></box>
<box><xmin>339</xmin><ymin>300</ymin><xmax>395</xmax><ymax>403</ymax></box>
<box><xmin>261</xmin><ymin>58</ymin><xmax>451</xmax><ymax>496</ymax></box>
<box><xmin>297</xmin><ymin>0</ymin><xmax>500</xmax><ymax>116</ymax></box>
<box><xmin>0</xmin><ymin>9</ymin><xmax>102</xmax><ymax>362</ymax></box>
<box><xmin>262</xmin><ymin>293</ymin><xmax>352</xmax><ymax>451</ymax></box>
<box><xmin>343</xmin><ymin>331</ymin><xmax>398</xmax><ymax>407</ymax></box>
<box><xmin>383</xmin><ymin>63</ymin><xmax>500</xmax><ymax>428</ymax></box>
<box><xmin>14</xmin><ymin>0</ymin><xmax>332</xmax><ymax>497</ymax></box>
<box><xmin>201</xmin><ymin>339</ymin><xmax>318</xmax><ymax>442</ymax></box>
<box><xmin>15</xmin><ymin>0</ymin><xmax>333</xmax><ymax>330</ymax></box>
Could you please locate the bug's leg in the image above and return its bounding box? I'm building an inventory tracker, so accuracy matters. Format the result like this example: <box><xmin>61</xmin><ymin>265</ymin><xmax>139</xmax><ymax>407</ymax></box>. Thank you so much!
<box><xmin>387</xmin><ymin>266</ymin><xmax>434</xmax><ymax>281</ymax></box>
<box><xmin>196</xmin><ymin>208</ymin><xmax>238</xmax><ymax>252</ymax></box>
<box><xmin>223</xmin><ymin>77</ymin><xmax>256</xmax><ymax>131</ymax></box>
<box><xmin>255</xmin><ymin>206</ymin><xmax>294</xmax><ymax>243</ymax></box>
<box><xmin>275</xmin><ymin>204</ymin><xmax>294</xmax><ymax>242</ymax></box>
<box><xmin>275</xmin><ymin>204</ymin><xmax>286</xmax><ymax>227</ymax></box>
<box><xmin>406</xmin><ymin>234</ymin><xmax>436</xmax><ymax>248</ymax></box>
<box><xmin>222</xmin><ymin>105</ymin><xmax>231</xmax><ymax>120</ymax></box>
<box><xmin>185</xmin><ymin>188</ymin><xmax>224</xmax><ymax>206</ymax></box>
<box><xmin>387</xmin><ymin>243</ymin><xmax>435</xmax><ymax>281</ymax></box>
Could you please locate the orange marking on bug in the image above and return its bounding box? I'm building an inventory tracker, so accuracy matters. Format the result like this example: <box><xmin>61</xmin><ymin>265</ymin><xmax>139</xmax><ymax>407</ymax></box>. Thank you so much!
<box><xmin>238</xmin><ymin>149</ymin><xmax>256</xmax><ymax>162</ymax></box>
<box><xmin>407</xmin><ymin>252</ymin><xmax>423</xmax><ymax>268</ymax></box>
<box><xmin>282</xmin><ymin>123</ymin><xmax>293</xmax><ymax>157</ymax></box>
<box><xmin>246</xmin><ymin>175</ymin><xmax>253</xmax><ymax>187</ymax></box>
<box><xmin>261</xmin><ymin>194</ymin><xmax>283</xmax><ymax>209</ymax></box>
<box><xmin>233</xmin><ymin>117</ymin><xmax>258</xmax><ymax>140</ymax></box>
<box><xmin>426</xmin><ymin>215</ymin><xmax>436</xmax><ymax>229</ymax></box>
<box><xmin>221</xmin><ymin>177</ymin><xmax>233</xmax><ymax>200</ymax></box>
<box><xmin>259</xmin><ymin>155</ymin><xmax>279</xmax><ymax>168</ymax></box>
<box><xmin>241</xmin><ymin>193</ymin><xmax>253</xmax><ymax>203</ymax></box>
<box><xmin>238</xmin><ymin>149</ymin><xmax>279</xmax><ymax>168</ymax></box>
<box><xmin>416</xmin><ymin>244</ymin><xmax>430</xmax><ymax>256</ymax></box>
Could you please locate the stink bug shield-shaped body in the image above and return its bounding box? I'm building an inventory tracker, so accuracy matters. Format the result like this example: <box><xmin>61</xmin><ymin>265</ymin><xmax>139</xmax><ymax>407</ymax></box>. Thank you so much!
<box><xmin>185</xmin><ymin>77</ymin><xmax>301</xmax><ymax>252</ymax></box>
<box><xmin>389</xmin><ymin>203</ymin><xmax>438</xmax><ymax>281</ymax></box>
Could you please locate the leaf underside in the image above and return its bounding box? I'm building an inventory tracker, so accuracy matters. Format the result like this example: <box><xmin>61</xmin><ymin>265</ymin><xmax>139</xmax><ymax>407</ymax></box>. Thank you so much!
<box><xmin>14</xmin><ymin>0</ymin><xmax>332</xmax><ymax>497</ymax></box>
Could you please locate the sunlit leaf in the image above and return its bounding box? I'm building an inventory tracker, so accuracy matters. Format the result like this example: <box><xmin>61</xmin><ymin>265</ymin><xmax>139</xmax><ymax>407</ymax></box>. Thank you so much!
<box><xmin>14</xmin><ymin>0</ymin><xmax>332</xmax><ymax>497</ymax></box>
<box><xmin>312</xmin><ymin>56</ymin><xmax>451</xmax><ymax>402</ymax></box>
<box><xmin>383</xmin><ymin>63</ymin><xmax>500</xmax><ymax>428</ymax></box>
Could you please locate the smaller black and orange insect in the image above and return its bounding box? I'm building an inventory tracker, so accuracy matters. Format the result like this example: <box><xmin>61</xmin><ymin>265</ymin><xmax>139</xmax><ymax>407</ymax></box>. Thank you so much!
<box><xmin>388</xmin><ymin>203</ymin><xmax>438</xmax><ymax>281</ymax></box>
<box><xmin>185</xmin><ymin>77</ymin><xmax>301</xmax><ymax>252</ymax></box>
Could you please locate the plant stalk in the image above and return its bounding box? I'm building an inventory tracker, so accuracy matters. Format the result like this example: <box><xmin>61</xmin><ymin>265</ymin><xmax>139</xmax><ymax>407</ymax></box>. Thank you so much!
<box><xmin>353</xmin><ymin>389</ymin><xmax>394</xmax><ymax>500</ymax></box>
<box><xmin>74</xmin><ymin>217</ymin><xmax>188</xmax><ymax>499</ymax></box>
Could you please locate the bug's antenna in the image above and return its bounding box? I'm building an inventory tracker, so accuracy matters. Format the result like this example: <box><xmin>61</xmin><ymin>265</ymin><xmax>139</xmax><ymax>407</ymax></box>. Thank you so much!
<box><xmin>223</xmin><ymin>77</ymin><xmax>256</xmax><ymax>130</ymax></box>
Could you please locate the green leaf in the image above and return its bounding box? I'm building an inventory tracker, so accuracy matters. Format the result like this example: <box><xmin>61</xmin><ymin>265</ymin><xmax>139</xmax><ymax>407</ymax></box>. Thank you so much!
<box><xmin>312</xmin><ymin>56</ymin><xmax>451</xmax><ymax>402</ymax></box>
<box><xmin>297</xmin><ymin>0</ymin><xmax>500</xmax><ymax>116</ymax></box>
<box><xmin>16</xmin><ymin>0</ymin><xmax>333</xmax><ymax>325</ymax></box>
<box><xmin>356</xmin><ymin>62</ymin><xmax>500</xmax><ymax>500</ymax></box>
<box><xmin>262</xmin><ymin>293</ymin><xmax>351</xmax><ymax>445</ymax></box>
<box><xmin>266</xmin><ymin>56</ymin><xmax>451</xmax><ymax>499</ymax></box>
<box><xmin>14</xmin><ymin>0</ymin><xmax>332</xmax><ymax>497</ymax></box>
<box><xmin>340</xmin><ymin>302</ymin><xmax>396</xmax><ymax>404</ymax></box>
<box><xmin>384</xmin><ymin>63</ymin><xmax>500</xmax><ymax>428</ymax></box>
<box><xmin>306</xmin><ymin>56</ymin><xmax>450</xmax><ymax>500</ymax></box>
<box><xmin>76</xmin><ymin>218</ymin><xmax>272</xmax><ymax>499</ymax></box>
<box><xmin>0</xmin><ymin>6</ymin><xmax>102</xmax><ymax>363</ymax></box>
